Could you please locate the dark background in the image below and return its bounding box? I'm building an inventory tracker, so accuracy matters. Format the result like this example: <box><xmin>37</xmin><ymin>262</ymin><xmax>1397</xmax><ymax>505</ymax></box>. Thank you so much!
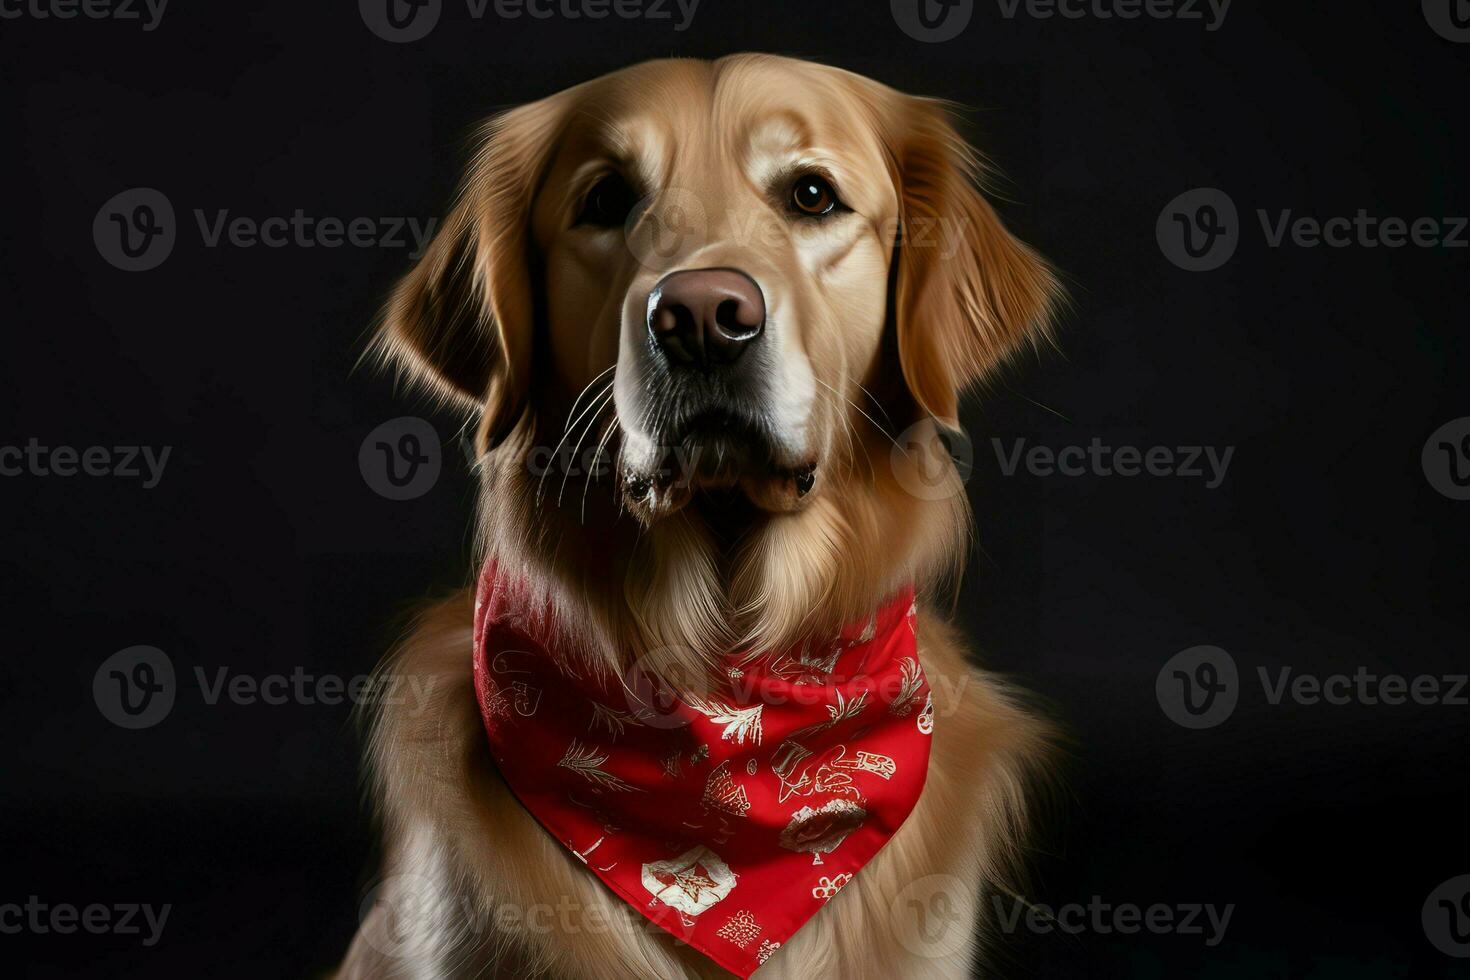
<box><xmin>3</xmin><ymin>1</ymin><xmax>1467</xmax><ymax>977</ymax></box>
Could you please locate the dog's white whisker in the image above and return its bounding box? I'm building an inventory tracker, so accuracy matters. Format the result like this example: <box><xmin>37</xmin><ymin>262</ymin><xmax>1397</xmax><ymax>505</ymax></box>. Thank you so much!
<box><xmin>854</xmin><ymin>381</ymin><xmax>896</xmax><ymax>428</ymax></box>
<box><xmin>536</xmin><ymin>378</ymin><xmax>616</xmax><ymax>509</ymax></box>
<box><xmin>542</xmin><ymin>385</ymin><xmax>612</xmax><ymax>508</ymax></box>
<box><xmin>556</xmin><ymin>387</ymin><xmax>616</xmax><ymax>510</ymax></box>
<box><xmin>813</xmin><ymin>376</ymin><xmax>902</xmax><ymax>459</ymax></box>
<box><xmin>563</xmin><ymin>365</ymin><xmax>617</xmax><ymax>436</ymax></box>
<box><xmin>581</xmin><ymin>398</ymin><xmax>621</xmax><ymax>524</ymax></box>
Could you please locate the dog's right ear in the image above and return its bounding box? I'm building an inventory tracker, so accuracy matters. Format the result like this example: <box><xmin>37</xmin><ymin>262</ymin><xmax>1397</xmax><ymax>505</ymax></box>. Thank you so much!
<box><xmin>371</xmin><ymin>94</ymin><xmax>570</xmax><ymax>445</ymax></box>
<box><xmin>885</xmin><ymin>95</ymin><xmax>1062</xmax><ymax>429</ymax></box>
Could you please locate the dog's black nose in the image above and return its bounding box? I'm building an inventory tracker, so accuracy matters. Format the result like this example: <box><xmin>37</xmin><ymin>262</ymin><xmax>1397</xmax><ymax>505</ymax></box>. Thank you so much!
<box><xmin>647</xmin><ymin>268</ymin><xmax>766</xmax><ymax>368</ymax></box>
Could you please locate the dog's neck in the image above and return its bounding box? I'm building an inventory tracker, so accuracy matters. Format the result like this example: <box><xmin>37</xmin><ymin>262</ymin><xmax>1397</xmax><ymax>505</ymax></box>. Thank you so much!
<box><xmin>470</xmin><ymin>414</ymin><xmax>968</xmax><ymax>678</ymax></box>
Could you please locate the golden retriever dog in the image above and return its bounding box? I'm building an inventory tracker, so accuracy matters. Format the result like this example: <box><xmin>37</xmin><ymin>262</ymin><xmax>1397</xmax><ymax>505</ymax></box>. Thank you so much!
<box><xmin>340</xmin><ymin>53</ymin><xmax>1060</xmax><ymax>979</ymax></box>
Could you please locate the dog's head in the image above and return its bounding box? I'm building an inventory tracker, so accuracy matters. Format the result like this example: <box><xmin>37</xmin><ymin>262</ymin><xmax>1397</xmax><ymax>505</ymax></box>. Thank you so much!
<box><xmin>374</xmin><ymin>55</ymin><xmax>1058</xmax><ymax>651</ymax></box>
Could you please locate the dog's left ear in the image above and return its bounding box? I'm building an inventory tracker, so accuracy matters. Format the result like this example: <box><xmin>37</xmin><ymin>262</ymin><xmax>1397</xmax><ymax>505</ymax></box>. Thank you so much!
<box><xmin>371</xmin><ymin>94</ymin><xmax>570</xmax><ymax>445</ymax></box>
<box><xmin>888</xmin><ymin>98</ymin><xmax>1062</xmax><ymax>428</ymax></box>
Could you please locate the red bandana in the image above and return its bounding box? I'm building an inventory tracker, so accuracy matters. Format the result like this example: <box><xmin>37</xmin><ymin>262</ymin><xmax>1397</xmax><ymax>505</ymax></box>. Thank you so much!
<box><xmin>472</xmin><ymin>566</ymin><xmax>933</xmax><ymax>977</ymax></box>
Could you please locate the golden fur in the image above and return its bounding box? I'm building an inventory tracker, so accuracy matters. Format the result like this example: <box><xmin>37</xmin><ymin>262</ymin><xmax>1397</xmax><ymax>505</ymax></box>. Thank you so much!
<box><xmin>340</xmin><ymin>54</ymin><xmax>1061</xmax><ymax>979</ymax></box>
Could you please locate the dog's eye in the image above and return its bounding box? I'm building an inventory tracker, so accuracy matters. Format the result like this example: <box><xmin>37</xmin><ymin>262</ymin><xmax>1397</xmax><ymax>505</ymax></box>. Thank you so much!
<box><xmin>790</xmin><ymin>174</ymin><xmax>839</xmax><ymax>216</ymax></box>
<box><xmin>576</xmin><ymin>173</ymin><xmax>637</xmax><ymax>228</ymax></box>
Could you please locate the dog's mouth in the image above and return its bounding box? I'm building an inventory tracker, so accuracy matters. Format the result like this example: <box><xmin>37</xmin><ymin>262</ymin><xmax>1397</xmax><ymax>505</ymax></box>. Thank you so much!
<box><xmin>619</xmin><ymin>409</ymin><xmax>817</xmax><ymax>524</ymax></box>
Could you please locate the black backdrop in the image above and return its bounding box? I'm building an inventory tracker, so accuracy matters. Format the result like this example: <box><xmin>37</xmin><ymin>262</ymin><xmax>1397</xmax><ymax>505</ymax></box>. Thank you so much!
<box><xmin>3</xmin><ymin>2</ymin><xmax>1469</xmax><ymax>977</ymax></box>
